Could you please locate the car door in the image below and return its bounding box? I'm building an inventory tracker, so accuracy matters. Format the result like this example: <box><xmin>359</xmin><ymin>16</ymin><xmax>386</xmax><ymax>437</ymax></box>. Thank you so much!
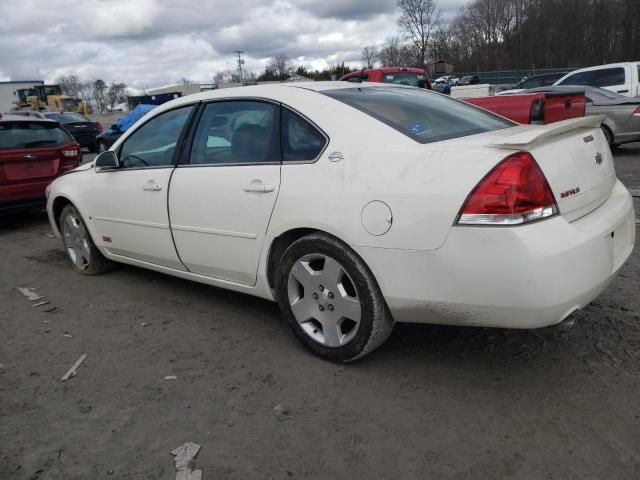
<box><xmin>168</xmin><ymin>99</ymin><xmax>281</xmax><ymax>285</ymax></box>
<box><xmin>89</xmin><ymin>104</ymin><xmax>195</xmax><ymax>269</ymax></box>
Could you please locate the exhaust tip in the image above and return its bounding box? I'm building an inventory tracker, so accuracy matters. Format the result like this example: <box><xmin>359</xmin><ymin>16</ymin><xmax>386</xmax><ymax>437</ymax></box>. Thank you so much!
<box><xmin>557</xmin><ymin>311</ymin><xmax>579</xmax><ymax>331</ymax></box>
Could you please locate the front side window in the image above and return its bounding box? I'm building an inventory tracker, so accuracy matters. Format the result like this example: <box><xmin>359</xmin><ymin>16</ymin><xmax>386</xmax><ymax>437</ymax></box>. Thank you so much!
<box><xmin>189</xmin><ymin>100</ymin><xmax>278</xmax><ymax>165</ymax></box>
<box><xmin>323</xmin><ymin>87</ymin><xmax>513</xmax><ymax>144</ymax></box>
<box><xmin>282</xmin><ymin>109</ymin><xmax>327</xmax><ymax>162</ymax></box>
<box><xmin>119</xmin><ymin>105</ymin><xmax>194</xmax><ymax>168</ymax></box>
<box><xmin>0</xmin><ymin>122</ymin><xmax>73</xmax><ymax>149</ymax></box>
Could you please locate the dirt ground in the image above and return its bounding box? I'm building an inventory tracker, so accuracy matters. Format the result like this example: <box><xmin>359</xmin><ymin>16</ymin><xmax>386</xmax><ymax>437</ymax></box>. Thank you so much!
<box><xmin>1</xmin><ymin>147</ymin><xmax>639</xmax><ymax>480</ymax></box>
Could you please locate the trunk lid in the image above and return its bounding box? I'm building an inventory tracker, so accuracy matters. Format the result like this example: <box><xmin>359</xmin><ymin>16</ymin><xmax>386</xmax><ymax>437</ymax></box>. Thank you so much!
<box><xmin>0</xmin><ymin>146</ymin><xmax>63</xmax><ymax>185</ymax></box>
<box><xmin>489</xmin><ymin>116</ymin><xmax>616</xmax><ymax>222</ymax></box>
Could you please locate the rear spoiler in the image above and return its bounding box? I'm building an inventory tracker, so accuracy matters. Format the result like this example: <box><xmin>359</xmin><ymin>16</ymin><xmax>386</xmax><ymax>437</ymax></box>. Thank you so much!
<box><xmin>489</xmin><ymin>115</ymin><xmax>605</xmax><ymax>149</ymax></box>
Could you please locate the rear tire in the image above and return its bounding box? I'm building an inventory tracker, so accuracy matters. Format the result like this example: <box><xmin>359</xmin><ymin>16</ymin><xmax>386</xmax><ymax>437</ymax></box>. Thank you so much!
<box><xmin>601</xmin><ymin>125</ymin><xmax>615</xmax><ymax>148</ymax></box>
<box><xmin>60</xmin><ymin>204</ymin><xmax>115</xmax><ymax>275</ymax></box>
<box><xmin>275</xmin><ymin>232</ymin><xmax>394</xmax><ymax>362</ymax></box>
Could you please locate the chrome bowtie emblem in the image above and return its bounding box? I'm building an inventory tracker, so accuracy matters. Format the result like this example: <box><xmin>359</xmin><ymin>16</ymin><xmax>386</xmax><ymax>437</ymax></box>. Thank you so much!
<box><xmin>595</xmin><ymin>152</ymin><xmax>603</xmax><ymax>165</ymax></box>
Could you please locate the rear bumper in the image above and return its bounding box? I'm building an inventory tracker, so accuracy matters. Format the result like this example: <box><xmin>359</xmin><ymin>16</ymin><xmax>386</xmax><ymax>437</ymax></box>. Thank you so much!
<box><xmin>354</xmin><ymin>180</ymin><xmax>636</xmax><ymax>329</ymax></box>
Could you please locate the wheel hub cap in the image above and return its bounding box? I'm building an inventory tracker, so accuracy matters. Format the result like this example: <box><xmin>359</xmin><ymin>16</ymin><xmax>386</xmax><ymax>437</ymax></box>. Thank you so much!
<box><xmin>63</xmin><ymin>214</ymin><xmax>91</xmax><ymax>270</ymax></box>
<box><xmin>287</xmin><ymin>254</ymin><xmax>362</xmax><ymax>348</ymax></box>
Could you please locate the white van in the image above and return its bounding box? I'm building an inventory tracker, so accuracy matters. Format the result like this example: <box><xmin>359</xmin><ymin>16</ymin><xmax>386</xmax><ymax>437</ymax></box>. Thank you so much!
<box><xmin>553</xmin><ymin>62</ymin><xmax>640</xmax><ymax>97</ymax></box>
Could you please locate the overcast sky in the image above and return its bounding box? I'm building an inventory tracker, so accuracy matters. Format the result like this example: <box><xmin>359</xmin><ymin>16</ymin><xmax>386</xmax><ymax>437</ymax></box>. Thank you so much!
<box><xmin>0</xmin><ymin>0</ymin><xmax>467</xmax><ymax>90</ymax></box>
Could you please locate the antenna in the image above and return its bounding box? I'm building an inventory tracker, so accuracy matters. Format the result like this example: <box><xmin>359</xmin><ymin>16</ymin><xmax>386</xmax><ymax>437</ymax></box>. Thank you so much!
<box><xmin>234</xmin><ymin>50</ymin><xmax>245</xmax><ymax>84</ymax></box>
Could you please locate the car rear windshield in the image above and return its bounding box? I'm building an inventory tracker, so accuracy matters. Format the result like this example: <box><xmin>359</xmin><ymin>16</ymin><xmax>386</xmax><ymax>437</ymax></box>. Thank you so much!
<box><xmin>0</xmin><ymin>122</ymin><xmax>74</xmax><ymax>150</ymax></box>
<box><xmin>382</xmin><ymin>72</ymin><xmax>426</xmax><ymax>87</ymax></box>
<box><xmin>323</xmin><ymin>87</ymin><xmax>514</xmax><ymax>144</ymax></box>
<box><xmin>45</xmin><ymin>112</ymin><xmax>88</xmax><ymax>122</ymax></box>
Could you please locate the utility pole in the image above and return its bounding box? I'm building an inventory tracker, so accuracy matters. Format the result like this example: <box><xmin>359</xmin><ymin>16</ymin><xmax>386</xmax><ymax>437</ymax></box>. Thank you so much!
<box><xmin>234</xmin><ymin>50</ymin><xmax>245</xmax><ymax>84</ymax></box>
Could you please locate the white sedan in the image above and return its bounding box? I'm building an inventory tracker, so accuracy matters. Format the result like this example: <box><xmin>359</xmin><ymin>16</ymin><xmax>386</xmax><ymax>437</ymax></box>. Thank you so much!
<box><xmin>46</xmin><ymin>82</ymin><xmax>636</xmax><ymax>362</ymax></box>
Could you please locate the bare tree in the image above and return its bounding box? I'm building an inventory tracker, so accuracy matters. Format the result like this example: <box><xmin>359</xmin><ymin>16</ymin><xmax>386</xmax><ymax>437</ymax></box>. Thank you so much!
<box><xmin>179</xmin><ymin>77</ymin><xmax>193</xmax><ymax>85</ymax></box>
<box><xmin>91</xmin><ymin>79</ymin><xmax>107</xmax><ymax>113</ymax></box>
<box><xmin>397</xmin><ymin>0</ymin><xmax>442</xmax><ymax>67</ymax></box>
<box><xmin>106</xmin><ymin>82</ymin><xmax>128</xmax><ymax>111</ymax></box>
<box><xmin>361</xmin><ymin>45</ymin><xmax>379</xmax><ymax>68</ymax></box>
<box><xmin>268</xmin><ymin>54</ymin><xmax>293</xmax><ymax>81</ymax></box>
<box><xmin>56</xmin><ymin>75</ymin><xmax>82</xmax><ymax>98</ymax></box>
<box><xmin>378</xmin><ymin>36</ymin><xmax>418</xmax><ymax>67</ymax></box>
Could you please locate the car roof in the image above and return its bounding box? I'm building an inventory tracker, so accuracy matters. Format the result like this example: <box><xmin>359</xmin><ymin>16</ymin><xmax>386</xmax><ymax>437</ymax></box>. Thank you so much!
<box><xmin>0</xmin><ymin>113</ymin><xmax>57</xmax><ymax>123</ymax></box>
<box><xmin>119</xmin><ymin>81</ymin><xmax>430</xmax><ymax>125</ymax></box>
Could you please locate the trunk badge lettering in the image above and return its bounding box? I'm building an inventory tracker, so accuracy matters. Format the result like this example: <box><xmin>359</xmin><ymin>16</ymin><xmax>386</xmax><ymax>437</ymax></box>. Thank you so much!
<box><xmin>102</xmin><ymin>236</ymin><xmax>112</xmax><ymax>243</ymax></box>
<box><xmin>595</xmin><ymin>152</ymin><xmax>603</xmax><ymax>165</ymax></box>
<box><xmin>583</xmin><ymin>135</ymin><xmax>594</xmax><ymax>143</ymax></box>
<box><xmin>560</xmin><ymin>187</ymin><xmax>581</xmax><ymax>199</ymax></box>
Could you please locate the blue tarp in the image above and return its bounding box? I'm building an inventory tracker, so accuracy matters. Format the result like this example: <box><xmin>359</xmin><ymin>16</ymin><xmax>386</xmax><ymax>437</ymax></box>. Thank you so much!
<box><xmin>107</xmin><ymin>104</ymin><xmax>156</xmax><ymax>135</ymax></box>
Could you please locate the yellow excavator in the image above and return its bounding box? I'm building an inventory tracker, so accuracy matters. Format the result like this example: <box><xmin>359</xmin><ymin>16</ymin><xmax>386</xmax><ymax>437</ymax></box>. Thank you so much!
<box><xmin>15</xmin><ymin>84</ymin><xmax>88</xmax><ymax>113</ymax></box>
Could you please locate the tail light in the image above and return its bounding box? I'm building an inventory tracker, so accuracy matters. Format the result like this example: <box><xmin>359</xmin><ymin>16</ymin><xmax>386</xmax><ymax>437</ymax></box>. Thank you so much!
<box><xmin>96</xmin><ymin>122</ymin><xmax>103</xmax><ymax>131</ymax></box>
<box><xmin>60</xmin><ymin>144</ymin><xmax>82</xmax><ymax>171</ymax></box>
<box><xmin>457</xmin><ymin>151</ymin><xmax>558</xmax><ymax>226</ymax></box>
<box><xmin>633</xmin><ymin>107</ymin><xmax>640</xmax><ymax>117</ymax></box>
<box><xmin>529</xmin><ymin>98</ymin><xmax>545</xmax><ymax>124</ymax></box>
<box><xmin>61</xmin><ymin>149</ymin><xmax>79</xmax><ymax>158</ymax></box>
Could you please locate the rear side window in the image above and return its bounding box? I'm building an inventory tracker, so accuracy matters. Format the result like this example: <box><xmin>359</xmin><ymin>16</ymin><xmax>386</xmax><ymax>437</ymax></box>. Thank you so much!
<box><xmin>560</xmin><ymin>68</ymin><xmax>626</xmax><ymax>87</ymax></box>
<box><xmin>45</xmin><ymin>112</ymin><xmax>88</xmax><ymax>122</ymax></box>
<box><xmin>0</xmin><ymin>122</ymin><xmax>73</xmax><ymax>150</ymax></box>
<box><xmin>282</xmin><ymin>109</ymin><xmax>327</xmax><ymax>162</ymax></box>
<box><xmin>323</xmin><ymin>87</ymin><xmax>513</xmax><ymax>144</ymax></box>
<box><xmin>382</xmin><ymin>72</ymin><xmax>425</xmax><ymax>87</ymax></box>
<box><xmin>189</xmin><ymin>100</ymin><xmax>279</xmax><ymax>165</ymax></box>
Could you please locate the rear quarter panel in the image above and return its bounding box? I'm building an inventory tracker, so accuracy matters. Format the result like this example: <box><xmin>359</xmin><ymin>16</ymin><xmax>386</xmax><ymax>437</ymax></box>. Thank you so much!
<box><xmin>265</xmin><ymin>88</ymin><xmax>513</xmax><ymax>251</ymax></box>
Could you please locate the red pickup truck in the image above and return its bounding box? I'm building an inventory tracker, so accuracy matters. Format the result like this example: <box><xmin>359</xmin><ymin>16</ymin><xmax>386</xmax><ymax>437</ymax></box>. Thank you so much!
<box><xmin>339</xmin><ymin>67</ymin><xmax>432</xmax><ymax>90</ymax></box>
<box><xmin>463</xmin><ymin>91</ymin><xmax>586</xmax><ymax>124</ymax></box>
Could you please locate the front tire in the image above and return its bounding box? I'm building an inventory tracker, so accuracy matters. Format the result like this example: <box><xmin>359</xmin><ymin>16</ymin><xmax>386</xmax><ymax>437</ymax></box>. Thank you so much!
<box><xmin>275</xmin><ymin>233</ymin><xmax>394</xmax><ymax>362</ymax></box>
<box><xmin>60</xmin><ymin>204</ymin><xmax>115</xmax><ymax>275</ymax></box>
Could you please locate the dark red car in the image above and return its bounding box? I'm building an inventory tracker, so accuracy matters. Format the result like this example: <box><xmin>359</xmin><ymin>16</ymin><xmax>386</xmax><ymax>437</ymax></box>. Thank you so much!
<box><xmin>339</xmin><ymin>67</ymin><xmax>432</xmax><ymax>89</ymax></box>
<box><xmin>0</xmin><ymin>114</ymin><xmax>82</xmax><ymax>213</ymax></box>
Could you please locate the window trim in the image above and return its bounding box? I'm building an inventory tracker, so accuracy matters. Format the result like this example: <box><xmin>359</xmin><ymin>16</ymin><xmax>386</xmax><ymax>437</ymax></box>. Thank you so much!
<box><xmin>280</xmin><ymin>105</ymin><xmax>329</xmax><ymax>165</ymax></box>
<box><xmin>106</xmin><ymin>102</ymin><xmax>199</xmax><ymax>172</ymax></box>
<box><xmin>179</xmin><ymin>97</ymin><xmax>283</xmax><ymax>168</ymax></box>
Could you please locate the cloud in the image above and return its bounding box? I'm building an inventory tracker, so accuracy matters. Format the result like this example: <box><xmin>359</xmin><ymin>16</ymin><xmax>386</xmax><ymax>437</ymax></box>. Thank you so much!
<box><xmin>0</xmin><ymin>0</ymin><xmax>461</xmax><ymax>89</ymax></box>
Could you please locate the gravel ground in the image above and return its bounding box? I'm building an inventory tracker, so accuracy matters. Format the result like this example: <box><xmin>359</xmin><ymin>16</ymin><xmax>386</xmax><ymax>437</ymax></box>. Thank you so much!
<box><xmin>1</xmin><ymin>146</ymin><xmax>639</xmax><ymax>480</ymax></box>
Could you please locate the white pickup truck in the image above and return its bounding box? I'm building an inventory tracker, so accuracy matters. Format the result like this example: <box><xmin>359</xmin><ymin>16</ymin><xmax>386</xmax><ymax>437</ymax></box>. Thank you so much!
<box><xmin>554</xmin><ymin>62</ymin><xmax>640</xmax><ymax>97</ymax></box>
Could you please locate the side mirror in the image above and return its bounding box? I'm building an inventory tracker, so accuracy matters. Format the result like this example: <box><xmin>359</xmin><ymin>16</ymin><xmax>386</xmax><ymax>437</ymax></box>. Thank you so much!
<box><xmin>95</xmin><ymin>151</ymin><xmax>119</xmax><ymax>170</ymax></box>
<box><xmin>110</xmin><ymin>123</ymin><xmax>122</xmax><ymax>133</ymax></box>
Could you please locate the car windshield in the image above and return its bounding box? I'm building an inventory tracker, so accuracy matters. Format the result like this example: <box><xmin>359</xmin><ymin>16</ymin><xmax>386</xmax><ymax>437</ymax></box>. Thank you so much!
<box><xmin>382</xmin><ymin>72</ymin><xmax>425</xmax><ymax>87</ymax></box>
<box><xmin>461</xmin><ymin>76</ymin><xmax>473</xmax><ymax>81</ymax></box>
<box><xmin>323</xmin><ymin>86</ymin><xmax>514</xmax><ymax>144</ymax></box>
<box><xmin>45</xmin><ymin>112</ymin><xmax>88</xmax><ymax>122</ymax></box>
<box><xmin>0</xmin><ymin>122</ymin><xmax>73</xmax><ymax>149</ymax></box>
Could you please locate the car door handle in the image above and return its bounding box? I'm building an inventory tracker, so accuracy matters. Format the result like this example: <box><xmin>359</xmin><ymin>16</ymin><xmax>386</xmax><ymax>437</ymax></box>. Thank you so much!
<box><xmin>617</xmin><ymin>89</ymin><xmax>629</xmax><ymax>93</ymax></box>
<box><xmin>143</xmin><ymin>181</ymin><xmax>162</xmax><ymax>191</ymax></box>
<box><xmin>243</xmin><ymin>183</ymin><xmax>275</xmax><ymax>193</ymax></box>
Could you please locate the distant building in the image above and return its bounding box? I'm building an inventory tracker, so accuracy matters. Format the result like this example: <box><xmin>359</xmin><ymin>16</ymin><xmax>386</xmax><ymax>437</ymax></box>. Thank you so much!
<box><xmin>0</xmin><ymin>80</ymin><xmax>44</xmax><ymax>113</ymax></box>
<box><xmin>426</xmin><ymin>61</ymin><xmax>455</xmax><ymax>76</ymax></box>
